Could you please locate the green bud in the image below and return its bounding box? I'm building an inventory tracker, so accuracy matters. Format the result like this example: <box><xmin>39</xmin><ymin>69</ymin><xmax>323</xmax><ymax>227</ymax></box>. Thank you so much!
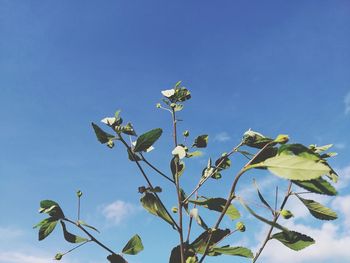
<box><xmin>171</xmin><ymin>207</ymin><xmax>178</xmax><ymax>213</ymax></box>
<box><xmin>183</xmin><ymin>130</ymin><xmax>190</xmax><ymax>137</ymax></box>
<box><xmin>280</xmin><ymin>209</ymin><xmax>294</xmax><ymax>219</ymax></box>
<box><xmin>107</xmin><ymin>140</ymin><xmax>114</xmax><ymax>148</ymax></box>
<box><xmin>54</xmin><ymin>253</ymin><xmax>63</xmax><ymax>260</ymax></box>
<box><xmin>236</xmin><ymin>222</ymin><xmax>246</xmax><ymax>232</ymax></box>
<box><xmin>151</xmin><ymin>186</ymin><xmax>162</xmax><ymax>193</ymax></box>
<box><xmin>156</xmin><ymin>103</ymin><xmax>161</xmax><ymax>108</ymax></box>
<box><xmin>274</xmin><ymin>134</ymin><xmax>289</xmax><ymax>144</ymax></box>
<box><xmin>170</xmin><ymin>103</ymin><xmax>176</xmax><ymax>108</ymax></box>
<box><xmin>76</xmin><ymin>190</ymin><xmax>83</xmax><ymax>198</ymax></box>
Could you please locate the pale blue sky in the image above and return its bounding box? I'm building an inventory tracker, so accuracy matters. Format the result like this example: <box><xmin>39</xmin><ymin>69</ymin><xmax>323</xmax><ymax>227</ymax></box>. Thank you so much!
<box><xmin>1</xmin><ymin>1</ymin><xmax>350</xmax><ymax>263</ymax></box>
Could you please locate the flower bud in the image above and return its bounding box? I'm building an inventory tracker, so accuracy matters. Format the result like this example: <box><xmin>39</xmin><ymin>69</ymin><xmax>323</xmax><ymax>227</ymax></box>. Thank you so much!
<box><xmin>55</xmin><ymin>253</ymin><xmax>63</xmax><ymax>260</ymax></box>
<box><xmin>183</xmin><ymin>130</ymin><xmax>190</xmax><ymax>137</ymax></box>
<box><xmin>76</xmin><ymin>190</ymin><xmax>83</xmax><ymax>198</ymax></box>
<box><xmin>171</xmin><ymin>207</ymin><xmax>178</xmax><ymax>213</ymax></box>
<box><xmin>236</xmin><ymin>222</ymin><xmax>246</xmax><ymax>232</ymax></box>
<box><xmin>280</xmin><ymin>209</ymin><xmax>294</xmax><ymax>219</ymax></box>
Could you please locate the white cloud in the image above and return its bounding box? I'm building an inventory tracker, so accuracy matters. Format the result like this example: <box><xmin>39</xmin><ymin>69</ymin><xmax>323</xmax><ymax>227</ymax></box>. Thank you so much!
<box><xmin>258</xmin><ymin>221</ymin><xmax>350</xmax><ymax>263</ymax></box>
<box><xmin>334</xmin><ymin>143</ymin><xmax>346</xmax><ymax>150</ymax></box>
<box><xmin>332</xmin><ymin>195</ymin><xmax>350</xmax><ymax>232</ymax></box>
<box><xmin>344</xmin><ymin>91</ymin><xmax>350</xmax><ymax>115</ymax></box>
<box><xmin>102</xmin><ymin>200</ymin><xmax>139</xmax><ymax>225</ymax></box>
<box><xmin>0</xmin><ymin>251</ymin><xmax>54</xmax><ymax>263</ymax></box>
<box><xmin>335</xmin><ymin>165</ymin><xmax>350</xmax><ymax>189</ymax></box>
<box><xmin>213</xmin><ymin>132</ymin><xmax>231</xmax><ymax>142</ymax></box>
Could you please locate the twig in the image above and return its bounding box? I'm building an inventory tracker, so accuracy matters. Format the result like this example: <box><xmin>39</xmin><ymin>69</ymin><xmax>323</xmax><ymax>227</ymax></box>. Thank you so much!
<box><xmin>140</xmin><ymin>153</ymin><xmax>175</xmax><ymax>184</ymax></box>
<box><xmin>252</xmin><ymin>181</ymin><xmax>293</xmax><ymax>262</ymax></box>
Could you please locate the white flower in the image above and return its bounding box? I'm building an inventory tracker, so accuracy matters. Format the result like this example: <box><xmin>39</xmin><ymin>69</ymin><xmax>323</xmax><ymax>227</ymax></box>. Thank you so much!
<box><xmin>161</xmin><ymin>89</ymin><xmax>175</xmax><ymax>98</ymax></box>
<box><xmin>101</xmin><ymin>117</ymin><xmax>116</xmax><ymax>125</ymax></box>
<box><xmin>172</xmin><ymin>145</ymin><xmax>186</xmax><ymax>159</ymax></box>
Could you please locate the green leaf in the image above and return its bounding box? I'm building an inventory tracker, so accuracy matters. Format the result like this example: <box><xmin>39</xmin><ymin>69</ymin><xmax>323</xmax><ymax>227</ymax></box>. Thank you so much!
<box><xmin>309</xmin><ymin>144</ymin><xmax>333</xmax><ymax>153</ymax></box>
<box><xmin>186</xmin><ymin>151</ymin><xmax>202</xmax><ymax>158</ymax></box>
<box><xmin>122</xmin><ymin>234</ymin><xmax>144</xmax><ymax>255</ymax></box>
<box><xmin>189</xmin><ymin>197</ymin><xmax>240</xmax><ymax>220</ymax></box>
<box><xmin>278</xmin><ymin>144</ymin><xmax>320</xmax><ymax>161</ymax></box>
<box><xmin>192</xmin><ymin>135</ymin><xmax>208</xmax><ymax>148</ymax></box>
<box><xmin>293</xmin><ymin>177</ymin><xmax>337</xmax><ymax>196</ymax></box>
<box><xmin>296</xmin><ymin>196</ymin><xmax>337</xmax><ymax>220</ymax></box>
<box><xmin>140</xmin><ymin>193</ymin><xmax>175</xmax><ymax>228</ymax></box>
<box><xmin>215</xmin><ymin>154</ymin><xmax>231</xmax><ymax>171</ymax></box>
<box><xmin>271</xmin><ymin>231</ymin><xmax>315</xmax><ymax>251</ymax></box>
<box><xmin>107</xmin><ymin>254</ymin><xmax>127</xmax><ymax>263</ymax></box>
<box><xmin>91</xmin><ymin>122</ymin><xmax>115</xmax><ymax>144</ymax></box>
<box><xmin>253</xmin><ymin>180</ymin><xmax>273</xmax><ymax>211</ymax></box>
<box><xmin>121</xmin><ymin>122</ymin><xmax>137</xmax><ymax>136</ymax></box>
<box><xmin>127</xmin><ymin>149</ymin><xmax>142</xmax><ymax>162</ymax></box>
<box><xmin>60</xmin><ymin>221</ymin><xmax>88</xmax><ymax>243</ymax></box>
<box><xmin>253</xmin><ymin>155</ymin><xmax>331</xmax><ymax>181</ymax></box>
<box><xmin>210</xmin><ymin>246</ymin><xmax>253</xmax><ymax>258</ymax></box>
<box><xmin>134</xmin><ymin>128</ymin><xmax>162</xmax><ymax>152</ymax></box>
<box><xmin>239</xmin><ymin>198</ymin><xmax>288</xmax><ymax>232</ymax></box>
<box><xmin>242</xmin><ymin>129</ymin><xmax>274</xmax><ymax>149</ymax></box>
<box><xmin>78</xmin><ymin>220</ymin><xmax>100</xmax><ymax>233</ymax></box>
<box><xmin>169</xmin><ymin>243</ymin><xmax>196</xmax><ymax>263</ymax></box>
<box><xmin>191</xmin><ymin>229</ymin><xmax>231</xmax><ymax>254</ymax></box>
<box><xmin>171</xmin><ymin>157</ymin><xmax>185</xmax><ymax>180</ymax></box>
<box><xmin>190</xmin><ymin>208</ymin><xmax>209</xmax><ymax>230</ymax></box>
<box><xmin>37</xmin><ymin>217</ymin><xmax>58</xmax><ymax>241</ymax></box>
<box><xmin>39</xmin><ymin>200</ymin><xmax>64</xmax><ymax>219</ymax></box>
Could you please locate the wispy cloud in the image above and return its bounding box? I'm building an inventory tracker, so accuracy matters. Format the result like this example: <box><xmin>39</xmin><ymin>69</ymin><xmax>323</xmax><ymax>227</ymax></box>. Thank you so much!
<box><xmin>344</xmin><ymin>92</ymin><xmax>350</xmax><ymax>115</ymax></box>
<box><xmin>0</xmin><ymin>226</ymin><xmax>23</xmax><ymax>239</ymax></box>
<box><xmin>0</xmin><ymin>251</ymin><xmax>59</xmax><ymax>263</ymax></box>
<box><xmin>213</xmin><ymin>132</ymin><xmax>231</xmax><ymax>142</ymax></box>
<box><xmin>102</xmin><ymin>200</ymin><xmax>140</xmax><ymax>225</ymax></box>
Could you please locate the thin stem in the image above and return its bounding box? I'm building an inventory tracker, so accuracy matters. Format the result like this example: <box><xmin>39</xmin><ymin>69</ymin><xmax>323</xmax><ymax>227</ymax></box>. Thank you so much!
<box><xmin>183</xmin><ymin>141</ymin><xmax>244</xmax><ymax>204</ymax></box>
<box><xmin>172</xmin><ymin>109</ymin><xmax>185</xmax><ymax>263</ymax></box>
<box><xmin>77</xmin><ymin>197</ymin><xmax>81</xmax><ymax>221</ymax></box>
<box><xmin>274</xmin><ymin>186</ymin><xmax>278</xmax><ymax>212</ymax></box>
<box><xmin>64</xmin><ymin>218</ymin><xmax>117</xmax><ymax>256</ymax></box>
<box><xmin>62</xmin><ymin>240</ymin><xmax>90</xmax><ymax>256</ymax></box>
<box><xmin>186</xmin><ymin>191</ymin><xmax>198</xmax><ymax>242</ymax></box>
<box><xmin>140</xmin><ymin>153</ymin><xmax>175</xmax><ymax>184</ymax></box>
<box><xmin>198</xmin><ymin>142</ymin><xmax>274</xmax><ymax>263</ymax></box>
<box><xmin>252</xmin><ymin>181</ymin><xmax>293</xmax><ymax>263</ymax></box>
<box><xmin>118</xmin><ymin>135</ymin><xmax>180</xmax><ymax>231</ymax></box>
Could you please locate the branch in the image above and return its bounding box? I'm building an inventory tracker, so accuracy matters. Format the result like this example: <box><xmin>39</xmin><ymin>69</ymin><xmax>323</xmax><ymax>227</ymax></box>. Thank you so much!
<box><xmin>252</xmin><ymin>181</ymin><xmax>292</xmax><ymax>262</ymax></box>
<box><xmin>140</xmin><ymin>153</ymin><xmax>175</xmax><ymax>184</ymax></box>
<box><xmin>198</xmin><ymin>142</ymin><xmax>274</xmax><ymax>263</ymax></box>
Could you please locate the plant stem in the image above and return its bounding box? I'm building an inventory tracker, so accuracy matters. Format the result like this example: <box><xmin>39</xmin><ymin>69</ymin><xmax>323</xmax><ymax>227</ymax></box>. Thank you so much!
<box><xmin>140</xmin><ymin>153</ymin><xmax>175</xmax><ymax>184</ymax></box>
<box><xmin>172</xmin><ymin>109</ymin><xmax>185</xmax><ymax>263</ymax></box>
<box><xmin>77</xmin><ymin>196</ymin><xmax>81</xmax><ymax>221</ymax></box>
<box><xmin>62</xmin><ymin>240</ymin><xmax>90</xmax><ymax>256</ymax></box>
<box><xmin>198</xmin><ymin>143</ymin><xmax>273</xmax><ymax>263</ymax></box>
<box><xmin>252</xmin><ymin>181</ymin><xmax>293</xmax><ymax>263</ymax></box>
<box><xmin>64</xmin><ymin>218</ymin><xmax>117</xmax><ymax>256</ymax></box>
<box><xmin>183</xmin><ymin>141</ymin><xmax>244</xmax><ymax>204</ymax></box>
<box><xmin>186</xmin><ymin>191</ymin><xmax>198</xmax><ymax>243</ymax></box>
<box><xmin>118</xmin><ymin>135</ymin><xmax>180</xmax><ymax>231</ymax></box>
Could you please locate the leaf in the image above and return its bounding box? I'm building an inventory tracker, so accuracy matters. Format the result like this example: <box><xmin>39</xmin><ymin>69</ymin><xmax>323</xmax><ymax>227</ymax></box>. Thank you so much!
<box><xmin>60</xmin><ymin>221</ymin><xmax>88</xmax><ymax>243</ymax></box>
<box><xmin>192</xmin><ymin>135</ymin><xmax>208</xmax><ymax>148</ymax></box>
<box><xmin>107</xmin><ymin>254</ymin><xmax>127</xmax><ymax>263</ymax></box>
<box><xmin>39</xmin><ymin>200</ymin><xmax>64</xmax><ymax>219</ymax></box>
<box><xmin>292</xmin><ymin>177</ymin><xmax>337</xmax><ymax>196</ymax></box>
<box><xmin>190</xmin><ymin>208</ymin><xmax>209</xmax><ymax>230</ymax></box>
<box><xmin>296</xmin><ymin>196</ymin><xmax>337</xmax><ymax>220</ymax></box>
<box><xmin>91</xmin><ymin>123</ymin><xmax>115</xmax><ymax>144</ymax></box>
<box><xmin>278</xmin><ymin>144</ymin><xmax>320</xmax><ymax>161</ymax></box>
<box><xmin>239</xmin><ymin>198</ymin><xmax>288</xmax><ymax>232</ymax></box>
<box><xmin>242</xmin><ymin>129</ymin><xmax>274</xmax><ymax>149</ymax></box>
<box><xmin>309</xmin><ymin>144</ymin><xmax>333</xmax><ymax>153</ymax></box>
<box><xmin>271</xmin><ymin>231</ymin><xmax>315</xmax><ymax>251</ymax></box>
<box><xmin>134</xmin><ymin>128</ymin><xmax>162</xmax><ymax>152</ymax></box>
<box><xmin>122</xmin><ymin>234</ymin><xmax>144</xmax><ymax>255</ymax></box>
<box><xmin>191</xmin><ymin>229</ymin><xmax>231</xmax><ymax>254</ymax></box>
<box><xmin>189</xmin><ymin>197</ymin><xmax>240</xmax><ymax>220</ymax></box>
<box><xmin>78</xmin><ymin>220</ymin><xmax>100</xmax><ymax>233</ymax></box>
<box><xmin>186</xmin><ymin>151</ymin><xmax>202</xmax><ymax>158</ymax></box>
<box><xmin>253</xmin><ymin>180</ymin><xmax>273</xmax><ymax>211</ymax></box>
<box><xmin>253</xmin><ymin>155</ymin><xmax>331</xmax><ymax>181</ymax></box>
<box><xmin>121</xmin><ymin>123</ymin><xmax>136</xmax><ymax>136</ymax></box>
<box><xmin>171</xmin><ymin>157</ymin><xmax>185</xmax><ymax>180</ymax></box>
<box><xmin>215</xmin><ymin>154</ymin><xmax>231</xmax><ymax>171</ymax></box>
<box><xmin>37</xmin><ymin>217</ymin><xmax>58</xmax><ymax>241</ymax></box>
<box><xmin>140</xmin><ymin>193</ymin><xmax>175</xmax><ymax>228</ymax></box>
<box><xmin>169</xmin><ymin>243</ymin><xmax>196</xmax><ymax>263</ymax></box>
<box><xmin>210</xmin><ymin>246</ymin><xmax>253</xmax><ymax>258</ymax></box>
<box><xmin>127</xmin><ymin>149</ymin><xmax>142</xmax><ymax>162</ymax></box>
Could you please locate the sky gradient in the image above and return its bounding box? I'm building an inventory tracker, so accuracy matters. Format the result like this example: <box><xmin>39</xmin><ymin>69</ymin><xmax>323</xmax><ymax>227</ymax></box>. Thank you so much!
<box><xmin>1</xmin><ymin>1</ymin><xmax>350</xmax><ymax>263</ymax></box>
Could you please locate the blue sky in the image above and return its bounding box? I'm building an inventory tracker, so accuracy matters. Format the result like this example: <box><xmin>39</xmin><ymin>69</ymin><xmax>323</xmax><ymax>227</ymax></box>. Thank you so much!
<box><xmin>1</xmin><ymin>1</ymin><xmax>350</xmax><ymax>262</ymax></box>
